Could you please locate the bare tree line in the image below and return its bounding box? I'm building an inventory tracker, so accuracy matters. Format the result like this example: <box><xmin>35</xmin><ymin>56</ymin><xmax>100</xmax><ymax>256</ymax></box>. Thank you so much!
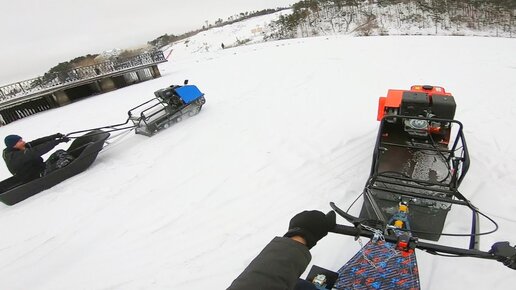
<box><xmin>266</xmin><ymin>0</ymin><xmax>515</xmax><ymax>39</ymax></box>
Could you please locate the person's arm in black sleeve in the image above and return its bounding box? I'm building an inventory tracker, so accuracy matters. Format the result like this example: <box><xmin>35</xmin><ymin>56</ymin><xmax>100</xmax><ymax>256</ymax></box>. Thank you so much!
<box><xmin>23</xmin><ymin>139</ymin><xmax>60</xmax><ymax>159</ymax></box>
<box><xmin>227</xmin><ymin>210</ymin><xmax>336</xmax><ymax>290</ymax></box>
<box><xmin>228</xmin><ymin>237</ymin><xmax>311</xmax><ymax>290</ymax></box>
<box><xmin>26</xmin><ymin>133</ymin><xmax>63</xmax><ymax>147</ymax></box>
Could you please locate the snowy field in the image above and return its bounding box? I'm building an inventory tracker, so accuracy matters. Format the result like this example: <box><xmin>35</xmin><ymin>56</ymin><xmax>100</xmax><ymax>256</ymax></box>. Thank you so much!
<box><xmin>1</xmin><ymin>32</ymin><xmax>516</xmax><ymax>289</ymax></box>
<box><xmin>162</xmin><ymin>10</ymin><xmax>291</xmax><ymax>59</ymax></box>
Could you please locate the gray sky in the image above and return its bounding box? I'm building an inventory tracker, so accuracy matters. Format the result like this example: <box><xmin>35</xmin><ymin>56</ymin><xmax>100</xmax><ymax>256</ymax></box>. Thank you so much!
<box><xmin>0</xmin><ymin>0</ymin><xmax>296</xmax><ymax>85</ymax></box>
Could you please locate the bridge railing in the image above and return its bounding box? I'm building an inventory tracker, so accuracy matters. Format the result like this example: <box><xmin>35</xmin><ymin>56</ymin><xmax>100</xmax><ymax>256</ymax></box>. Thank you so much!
<box><xmin>0</xmin><ymin>50</ymin><xmax>166</xmax><ymax>104</ymax></box>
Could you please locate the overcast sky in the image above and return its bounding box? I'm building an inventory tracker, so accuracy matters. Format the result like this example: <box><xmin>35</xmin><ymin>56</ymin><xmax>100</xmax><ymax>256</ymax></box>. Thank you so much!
<box><xmin>0</xmin><ymin>0</ymin><xmax>297</xmax><ymax>85</ymax></box>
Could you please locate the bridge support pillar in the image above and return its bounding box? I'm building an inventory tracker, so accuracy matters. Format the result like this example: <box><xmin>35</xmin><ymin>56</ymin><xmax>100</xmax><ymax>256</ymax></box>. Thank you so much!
<box><xmin>90</xmin><ymin>81</ymin><xmax>102</xmax><ymax>93</ymax></box>
<box><xmin>151</xmin><ymin>65</ymin><xmax>161</xmax><ymax>78</ymax></box>
<box><xmin>136</xmin><ymin>69</ymin><xmax>148</xmax><ymax>81</ymax></box>
<box><xmin>99</xmin><ymin>78</ymin><xmax>116</xmax><ymax>92</ymax></box>
<box><xmin>53</xmin><ymin>90</ymin><xmax>70</xmax><ymax>106</ymax></box>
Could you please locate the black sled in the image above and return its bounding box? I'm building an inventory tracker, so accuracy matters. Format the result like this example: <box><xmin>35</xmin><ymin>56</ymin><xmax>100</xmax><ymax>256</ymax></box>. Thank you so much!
<box><xmin>0</xmin><ymin>130</ymin><xmax>109</xmax><ymax>206</ymax></box>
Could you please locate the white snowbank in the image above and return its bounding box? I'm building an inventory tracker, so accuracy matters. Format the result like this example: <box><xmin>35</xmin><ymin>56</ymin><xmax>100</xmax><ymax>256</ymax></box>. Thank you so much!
<box><xmin>0</xmin><ymin>34</ymin><xmax>515</xmax><ymax>289</ymax></box>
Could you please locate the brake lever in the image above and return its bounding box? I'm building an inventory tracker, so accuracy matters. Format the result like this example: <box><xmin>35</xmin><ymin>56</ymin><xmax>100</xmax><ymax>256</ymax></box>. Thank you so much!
<box><xmin>330</xmin><ymin>202</ymin><xmax>386</xmax><ymax>231</ymax></box>
<box><xmin>330</xmin><ymin>202</ymin><xmax>366</xmax><ymax>226</ymax></box>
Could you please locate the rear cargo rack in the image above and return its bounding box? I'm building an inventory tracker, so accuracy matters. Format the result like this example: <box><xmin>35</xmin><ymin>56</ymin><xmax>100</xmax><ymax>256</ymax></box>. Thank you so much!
<box><xmin>360</xmin><ymin>115</ymin><xmax>473</xmax><ymax>242</ymax></box>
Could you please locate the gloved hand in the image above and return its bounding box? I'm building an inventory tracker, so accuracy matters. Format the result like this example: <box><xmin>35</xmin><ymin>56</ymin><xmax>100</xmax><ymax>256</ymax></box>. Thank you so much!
<box><xmin>59</xmin><ymin>137</ymin><xmax>70</xmax><ymax>143</ymax></box>
<box><xmin>52</xmin><ymin>133</ymin><xmax>65</xmax><ymax>139</ymax></box>
<box><xmin>489</xmin><ymin>241</ymin><xmax>516</xmax><ymax>270</ymax></box>
<box><xmin>284</xmin><ymin>210</ymin><xmax>336</xmax><ymax>249</ymax></box>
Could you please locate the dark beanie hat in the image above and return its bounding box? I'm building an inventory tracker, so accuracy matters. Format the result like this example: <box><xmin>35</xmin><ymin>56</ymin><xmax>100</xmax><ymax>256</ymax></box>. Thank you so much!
<box><xmin>4</xmin><ymin>135</ymin><xmax>22</xmax><ymax>148</ymax></box>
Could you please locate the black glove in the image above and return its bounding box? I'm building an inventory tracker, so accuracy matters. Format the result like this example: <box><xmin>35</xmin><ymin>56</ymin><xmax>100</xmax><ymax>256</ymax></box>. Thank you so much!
<box><xmin>284</xmin><ymin>210</ymin><xmax>336</xmax><ymax>249</ymax></box>
<box><xmin>489</xmin><ymin>242</ymin><xmax>516</xmax><ymax>270</ymax></box>
<box><xmin>59</xmin><ymin>137</ymin><xmax>70</xmax><ymax>143</ymax></box>
<box><xmin>52</xmin><ymin>133</ymin><xmax>65</xmax><ymax>139</ymax></box>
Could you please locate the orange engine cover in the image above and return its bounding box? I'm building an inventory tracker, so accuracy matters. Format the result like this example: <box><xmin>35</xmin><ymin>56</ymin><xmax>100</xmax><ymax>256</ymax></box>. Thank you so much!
<box><xmin>377</xmin><ymin>85</ymin><xmax>453</xmax><ymax>121</ymax></box>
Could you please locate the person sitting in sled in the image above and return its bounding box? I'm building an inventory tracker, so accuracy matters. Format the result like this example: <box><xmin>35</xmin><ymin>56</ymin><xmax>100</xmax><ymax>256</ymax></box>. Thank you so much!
<box><xmin>2</xmin><ymin>133</ymin><xmax>73</xmax><ymax>182</ymax></box>
<box><xmin>227</xmin><ymin>210</ymin><xmax>336</xmax><ymax>290</ymax></box>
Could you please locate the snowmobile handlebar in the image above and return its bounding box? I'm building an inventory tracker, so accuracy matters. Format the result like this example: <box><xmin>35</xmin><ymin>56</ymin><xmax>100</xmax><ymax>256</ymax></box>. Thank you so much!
<box><xmin>328</xmin><ymin>202</ymin><xmax>516</xmax><ymax>270</ymax></box>
<box><xmin>330</xmin><ymin>223</ymin><xmax>497</xmax><ymax>260</ymax></box>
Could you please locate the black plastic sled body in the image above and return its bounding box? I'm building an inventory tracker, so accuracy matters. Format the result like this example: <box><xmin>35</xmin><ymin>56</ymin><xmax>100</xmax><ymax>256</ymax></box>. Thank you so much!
<box><xmin>0</xmin><ymin>130</ymin><xmax>110</xmax><ymax>206</ymax></box>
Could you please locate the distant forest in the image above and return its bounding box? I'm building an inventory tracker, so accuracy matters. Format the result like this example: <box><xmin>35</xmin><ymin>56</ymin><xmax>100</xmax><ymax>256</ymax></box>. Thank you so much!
<box><xmin>266</xmin><ymin>0</ymin><xmax>515</xmax><ymax>39</ymax></box>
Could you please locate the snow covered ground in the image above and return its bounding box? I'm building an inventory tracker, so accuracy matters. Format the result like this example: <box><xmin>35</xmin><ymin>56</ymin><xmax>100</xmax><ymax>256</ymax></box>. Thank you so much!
<box><xmin>162</xmin><ymin>10</ymin><xmax>292</xmax><ymax>60</ymax></box>
<box><xmin>1</xmin><ymin>23</ymin><xmax>516</xmax><ymax>290</ymax></box>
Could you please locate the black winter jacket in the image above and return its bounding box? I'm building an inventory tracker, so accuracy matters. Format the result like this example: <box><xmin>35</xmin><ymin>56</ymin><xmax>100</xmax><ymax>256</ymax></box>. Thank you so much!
<box><xmin>2</xmin><ymin>134</ymin><xmax>61</xmax><ymax>182</ymax></box>
<box><xmin>227</xmin><ymin>237</ymin><xmax>312</xmax><ymax>290</ymax></box>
